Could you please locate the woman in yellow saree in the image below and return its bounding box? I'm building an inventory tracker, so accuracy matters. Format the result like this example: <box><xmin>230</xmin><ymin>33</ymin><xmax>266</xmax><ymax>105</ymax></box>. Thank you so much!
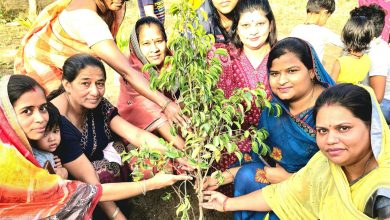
<box><xmin>202</xmin><ymin>83</ymin><xmax>390</xmax><ymax>219</ymax></box>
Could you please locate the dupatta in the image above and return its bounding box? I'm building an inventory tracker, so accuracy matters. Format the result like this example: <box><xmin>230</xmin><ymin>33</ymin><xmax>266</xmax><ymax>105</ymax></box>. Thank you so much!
<box><xmin>259</xmin><ymin>39</ymin><xmax>335</xmax><ymax>172</ymax></box>
<box><xmin>0</xmin><ymin>75</ymin><xmax>101</xmax><ymax>220</ymax></box>
<box><xmin>262</xmin><ymin>85</ymin><xmax>390</xmax><ymax>219</ymax></box>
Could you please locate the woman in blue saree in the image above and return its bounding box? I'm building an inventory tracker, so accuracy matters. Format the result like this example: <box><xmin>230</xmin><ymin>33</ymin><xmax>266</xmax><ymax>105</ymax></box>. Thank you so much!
<box><xmin>232</xmin><ymin>37</ymin><xmax>335</xmax><ymax>220</ymax></box>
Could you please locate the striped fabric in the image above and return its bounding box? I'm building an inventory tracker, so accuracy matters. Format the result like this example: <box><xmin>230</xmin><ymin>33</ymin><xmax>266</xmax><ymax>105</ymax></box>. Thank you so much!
<box><xmin>14</xmin><ymin>0</ymin><xmax>125</xmax><ymax>93</ymax></box>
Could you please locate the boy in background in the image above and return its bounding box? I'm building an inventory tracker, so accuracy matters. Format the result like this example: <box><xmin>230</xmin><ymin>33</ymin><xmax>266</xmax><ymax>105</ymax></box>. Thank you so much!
<box><xmin>290</xmin><ymin>0</ymin><xmax>344</xmax><ymax>61</ymax></box>
<box><xmin>137</xmin><ymin>0</ymin><xmax>165</xmax><ymax>24</ymax></box>
<box><xmin>32</xmin><ymin>102</ymin><xmax>68</xmax><ymax>179</ymax></box>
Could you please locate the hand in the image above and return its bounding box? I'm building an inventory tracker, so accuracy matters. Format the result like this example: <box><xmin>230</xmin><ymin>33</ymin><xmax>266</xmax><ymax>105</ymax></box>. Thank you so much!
<box><xmin>53</xmin><ymin>155</ymin><xmax>62</xmax><ymax>168</ymax></box>
<box><xmin>150</xmin><ymin>172</ymin><xmax>193</xmax><ymax>190</ymax></box>
<box><xmin>54</xmin><ymin>167</ymin><xmax>68</xmax><ymax>179</ymax></box>
<box><xmin>195</xmin><ymin>176</ymin><xmax>219</xmax><ymax>192</ymax></box>
<box><xmin>201</xmin><ymin>191</ymin><xmax>228</xmax><ymax>212</ymax></box>
<box><xmin>175</xmin><ymin>157</ymin><xmax>195</xmax><ymax>172</ymax></box>
<box><xmin>163</xmin><ymin>101</ymin><xmax>188</xmax><ymax>127</ymax></box>
<box><xmin>264</xmin><ymin>164</ymin><xmax>291</xmax><ymax>184</ymax></box>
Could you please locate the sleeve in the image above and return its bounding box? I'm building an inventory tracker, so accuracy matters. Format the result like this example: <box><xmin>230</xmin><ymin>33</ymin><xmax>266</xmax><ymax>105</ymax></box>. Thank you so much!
<box><xmin>55</xmin><ymin>119</ymin><xmax>84</xmax><ymax>164</ymax></box>
<box><xmin>368</xmin><ymin>45</ymin><xmax>390</xmax><ymax>77</ymax></box>
<box><xmin>59</xmin><ymin>9</ymin><xmax>114</xmax><ymax>47</ymax></box>
<box><xmin>100</xmin><ymin>98</ymin><xmax>119</xmax><ymax>122</ymax></box>
<box><xmin>323</xmin><ymin>27</ymin><xmax>344</xmax><ymax>48</ymax></box>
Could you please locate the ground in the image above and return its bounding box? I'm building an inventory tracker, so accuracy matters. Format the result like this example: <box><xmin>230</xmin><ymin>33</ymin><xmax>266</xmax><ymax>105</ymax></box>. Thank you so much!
<box><xmin>0</xmin><ymin>0</ymin><xmax>357</xmax><ymax>219</ymax></box>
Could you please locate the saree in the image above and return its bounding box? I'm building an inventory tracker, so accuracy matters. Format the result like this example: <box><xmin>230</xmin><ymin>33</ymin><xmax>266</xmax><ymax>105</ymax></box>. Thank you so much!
<box><xmin>117</xmin><ymin>28</ymin><xmax>167</xmax><ymax>131</ymax></box>
<box><xmin>56</xmin><ymin>98</ymin><xmax>130</xmax><ymax>183</ymax></box>
<box><xmin>14</xmin><ymin>0</ymin><xmax>125</xmax><ymax>93</ymax></box>
<box><xmin>0</xmin><ymin>75</ymin><xmax>101</xmax><ymax>220</ymax></box>
<box><xmin>233</xmin><ymin>41</ymin><xmax>335</xmax><ymax>220</ymax></box>
<box><xmin>211</xmin><ymin>43</ymin><xmax>271</xmax><ymax>196</ymax></box>
<box><xmin>262</xmin><ymin>85</ymin><xmax>390</xmax><ymax>219</ymax></box>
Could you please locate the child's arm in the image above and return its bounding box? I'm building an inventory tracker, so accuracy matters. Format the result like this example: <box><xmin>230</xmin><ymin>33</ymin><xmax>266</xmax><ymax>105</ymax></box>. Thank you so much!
<box><xmin>54</xmin><ymin>155</ymin><xmax>68</xmax><ymax>179</ymax></box>
<box><xmin>331</xmin><ymin>59</ymin><xmax>341</xmax><ymax>82</ymax></box>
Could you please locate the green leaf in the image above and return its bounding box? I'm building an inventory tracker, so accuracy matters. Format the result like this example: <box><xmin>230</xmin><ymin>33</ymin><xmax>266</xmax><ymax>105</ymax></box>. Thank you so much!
<box><xmin>234</xmin><ymin>151</ymin><xmax>243</xmax><ymax>162</ymax></box>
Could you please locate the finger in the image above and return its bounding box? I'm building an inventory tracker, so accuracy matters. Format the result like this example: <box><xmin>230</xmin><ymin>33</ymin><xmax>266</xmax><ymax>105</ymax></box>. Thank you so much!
<box><xmin>176</xmin><ymin>115</ymin><xmax>187</xmax><ymax>127</ymax></box>
<box><xmin>201</xmin><ymin>202</ymin><xmax>215</xmax><ymax>210</ymax></box>
<box><xmin>275</xmin><ymin>163</ymin><xmax>282</xmax><ymax>168</ymax></box>
<box><xmin>175</xmin><ymin>175</ymin><xmax>193</xmax><ymax>181</ymax></box>
<box><xmin>203</xmin><ymin>191</ymin><xmax>215</xmax><ymax>196</ymax></box>
<box><xmin>203</xmin><ymin>196</ymin><xmax>211</xmax><ymax>201</ymax></box>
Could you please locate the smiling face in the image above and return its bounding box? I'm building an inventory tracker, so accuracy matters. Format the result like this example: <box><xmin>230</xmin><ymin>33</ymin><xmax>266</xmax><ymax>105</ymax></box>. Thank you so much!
<box><xmin>36</xmin><ymin>126</ymin><xmax>61</xmax><ymax>152</ymax></box>
<box><xmin>237</xmin><ymin>9</ymin><xmax>271</xmax><ymax>51</ymax></box>
<box><xmin>269</xmin><ymin>51</ymin><xmax>315</xmax><ymax>102</ymax></box>
<box><xmin>139</xmin><ymin>24</ymin><xmax>167</xmax><ymax>68</ymax></box>
<box><xmin>212</xmin><ymin>0</ymin><xmax>239</xmax><ymax>14</ymax></box>
<box><xmin>64</xmin><ymin>65</ymin><xmax>106</xmax><ymax>110</ymax></box>
<box><xmin>103</xmin><ymin>0</ymin><xmax>126</xmax><ymax>11</ymax></box>
<box><xmin>315</xmin><ymin>104</ymin><xmax>371</xmax><ymax>167</ymax></box>
<box><xmin>12</xmin><ymin>87</ymin><xmax>49</xmax><ymax>140</ymax></box>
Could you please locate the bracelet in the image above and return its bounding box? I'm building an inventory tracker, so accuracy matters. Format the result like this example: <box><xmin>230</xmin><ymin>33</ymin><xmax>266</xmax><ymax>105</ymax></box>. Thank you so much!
<box><xmin>161</xmin><ymin>100</ymin><xmax>172</xmax><ymax>112</ymax></box>
<box><xmin>138</xmin><ymin>180</ymin><xmax>147</xmax><ymax>196</ymax></box>
<box><xmin>222</xmin><ymin>197</ymin><xmax>229</xmax><ymax>212</ymax></box>
<box><xmin>110</xmin><ymin>207</ymin><xmax>120</xmax><ymax>219</ymax></box>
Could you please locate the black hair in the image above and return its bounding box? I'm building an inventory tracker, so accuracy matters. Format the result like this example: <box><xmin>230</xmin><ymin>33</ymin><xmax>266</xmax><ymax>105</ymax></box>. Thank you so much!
<box><xmin>47</xmin><ymin>54</ymin><xmax>106</xmax><ymax>100</ymax></box>
<box><xmin>208</xmin><ymin>0</ymin><xmax>234</xmax><ymax>42</ymax></box>
<box><xmin>306</xmin><ymin>0</ymin><xmax>335</xmax><ymax>14</ymax></box>
<box><xmin>350</xmin><ymin>4</ymin><xmax>386</xmax><ymax>38</ymax></box>
<box><xmin>231</xmin><ymin>0</ymin><xmax>277</xmax><ymax>49</ymax></box>
<box><xmin>314</xmin><ymin>83</ymin><xmax>372</xmax><ymax>125</ymax></box>
<box><xmin>45</xmin><ymin>102</ymin><xmax>61</xmax><ymax>132</ymax></box>
<box><xmin>341</xmin><ymin>16</ymin><xmax>374</xmax><ymax>52</ymax></box>
<box><xmin>267</xmin><ymin>37</ymin><xmax>313</xmax><ymax>72</ymax></box>
<box><xmin>8</xmin><ymin>75</ymin><xmax>46</xmax><ymax>106</ymax></box>
<box><xmin>135</xmin><ymin>16</ymin><xmax>167</xmax><ymax>42</ymax></box>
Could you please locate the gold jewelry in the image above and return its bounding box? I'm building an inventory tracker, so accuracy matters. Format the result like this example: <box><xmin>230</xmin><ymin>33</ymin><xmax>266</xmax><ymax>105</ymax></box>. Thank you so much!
<box><xmin>110</xmin><ymin>207</ymin><xmax>120</xmax><ymax>219</ymax></box>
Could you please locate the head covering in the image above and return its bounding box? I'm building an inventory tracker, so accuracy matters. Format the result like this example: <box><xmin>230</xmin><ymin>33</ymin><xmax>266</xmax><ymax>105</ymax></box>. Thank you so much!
<box><xmin>0</xmin><ymin>75</ymin><xmax>101</xmax><ymax>219</ymax></box>
<box><xmin>262</xmin><ymin>84</ymin><xmax>390</xmax><ymax>219</ymax></box>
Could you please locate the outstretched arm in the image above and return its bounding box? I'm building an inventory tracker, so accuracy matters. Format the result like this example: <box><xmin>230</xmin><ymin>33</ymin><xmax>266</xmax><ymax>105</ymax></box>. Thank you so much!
<box><xmin>91</xmin><ymin>39</ymin><xmax>186</xmax><ymax>126</ymax></box>
<box><xmin>330</xmin><ymin>59</ymin><xmax>340</xmax><ymax>82</ymax></box>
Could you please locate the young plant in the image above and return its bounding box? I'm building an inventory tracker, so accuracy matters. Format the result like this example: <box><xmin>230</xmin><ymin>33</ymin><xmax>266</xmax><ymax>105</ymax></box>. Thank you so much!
<box><xmin>123</xmin><ymin>1</ymin><xmax>279</xmax><ymax>219</ymax></box>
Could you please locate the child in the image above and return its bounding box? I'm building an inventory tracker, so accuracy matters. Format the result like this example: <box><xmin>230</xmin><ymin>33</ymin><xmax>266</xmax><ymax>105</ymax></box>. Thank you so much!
<box><xmin>350</xmin><ymin>4</ymin><xmax>390</xmax><ymax>124</ymax></box>
<box><xmin>331</xmin><ymin>16</ymin><xmax>375</xmax><ymax>84</ymax></box>
<box><xmin>32</xmin><ymin>102</ymin><xmax>68</xmax><ymax>179</ymax></box>
<box><xmin>290</xmin><ymin>0</ymin><xmax>344</xmax><ymax>61</ymax></box>
<box><xmin>137</xmin><ymin>0</ymin><xmax>165</xmax><ymax>24</ymax></box>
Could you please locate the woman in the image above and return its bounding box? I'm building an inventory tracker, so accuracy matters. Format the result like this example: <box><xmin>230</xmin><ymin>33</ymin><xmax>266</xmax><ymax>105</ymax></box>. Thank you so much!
<box><xmin>0</xmin><ymin>74</ymin><xmax>191</xmax><ymax>220</ymax></box>
<box><xmin>204</xmin><ymin>37</ymin><xmax>335</xmax><ymax>219</ymax></box>
<box><xmin>117</xmin><ymin>16</ymin><xmax>184</xmax><ymax>149</ymax></box>
<box><xmin>49</xmin><ymin>54</ymin><xmax>189</xmax><ymax>219</ymax></box>
<box><xmin>197</xmin><ymin>0</ymin><xmax>239</xmax><ymax>43</ymax></box>
<box><xmin>206</xmin><ymin>0</ymin><xmax>276</xmax><ymax>195</ymax></box>
<box><xmin>14</xmin><ymin>0</ymin><xmax>186</xmax><ymax>127</ymax></box>
<box><xmin>202</xmin><ymin>83</ymin><xmax>390</xmax><ymax>219</ymax></box>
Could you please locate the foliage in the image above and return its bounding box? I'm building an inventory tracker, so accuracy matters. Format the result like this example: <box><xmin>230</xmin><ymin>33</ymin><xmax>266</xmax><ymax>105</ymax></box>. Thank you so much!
<box><xmin>122</xmin><ymin>0</ymin><xmax>279</xmax><ymax>219</ymax></box>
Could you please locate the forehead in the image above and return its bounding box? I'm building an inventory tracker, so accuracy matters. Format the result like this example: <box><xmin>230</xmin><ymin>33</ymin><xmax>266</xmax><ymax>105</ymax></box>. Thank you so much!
<box><xmin>13</xmin><ymin>88</ymin><xmax>46</xmax><ymax>108</ymax></box>
<box><xmin>270</xmin><ymin>52</ymin><xmax>304</xmax><ymax>69</ymax></box>
<box><xmin>239</xmin><ymin>9</ymin><xmax>267</xmax><ymax>22</ymax></box>
<box><xmin>138</xmin><ymin>24</ymin><xmax>164</xmax><ymax>40</ymax></box>
<box><xmin>76</xmin><ymin>66</ymin><xmax>105</xmax><ymax>80</ymax></box>
<box><xmin>316</xmin><ymin>104</ymin><xmax>357</xmax><ymax>124</ymax></box>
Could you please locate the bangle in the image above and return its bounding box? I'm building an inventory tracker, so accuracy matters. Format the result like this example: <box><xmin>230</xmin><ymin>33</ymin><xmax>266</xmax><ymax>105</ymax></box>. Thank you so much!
<box><xmin>111</xmin><ymin>207</ymin><xmax>120</xmax><ymax>219</ymax></box>
<box><xmin>222</xmin><ymin>197</ymin><xmax>229</xmax><ymax>212</ymax></box>
<box><xmin>138</xmin><ymin>180</ymin><xmax>146</xmax><ymax>196</ymax></box>
<box><xmin>161</xmin><ymin>100</ymin><xmax>172</xmax><ymax>112</ymax></box>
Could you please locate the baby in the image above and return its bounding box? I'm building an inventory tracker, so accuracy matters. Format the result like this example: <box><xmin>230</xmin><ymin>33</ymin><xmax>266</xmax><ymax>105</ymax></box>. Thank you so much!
<box><xmin>32</xmin><ymin>102</ymin><xmax>68</xmax><ymax>179</ymax></box>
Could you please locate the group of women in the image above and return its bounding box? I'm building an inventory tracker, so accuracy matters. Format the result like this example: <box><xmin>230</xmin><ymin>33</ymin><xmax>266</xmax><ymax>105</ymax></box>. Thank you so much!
<box><xmin>1</xmin><ymin>0</ymin><xmax>390</xmax><ymax>219</ymax></box>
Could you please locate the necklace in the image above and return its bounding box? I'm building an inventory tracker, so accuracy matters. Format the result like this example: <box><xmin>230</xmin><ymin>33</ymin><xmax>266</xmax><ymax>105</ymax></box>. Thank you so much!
<box><xmin>349</xmin><ymin>154</ymin><xmax>374</xmax><ymax>185</ymax></box>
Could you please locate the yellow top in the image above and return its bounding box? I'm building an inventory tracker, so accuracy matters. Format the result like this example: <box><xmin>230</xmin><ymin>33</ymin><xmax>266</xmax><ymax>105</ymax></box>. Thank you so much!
<box><xmin>336</xmin><ymin>54</ymin><xmax>371</xmax><ymax>84</ymax></box>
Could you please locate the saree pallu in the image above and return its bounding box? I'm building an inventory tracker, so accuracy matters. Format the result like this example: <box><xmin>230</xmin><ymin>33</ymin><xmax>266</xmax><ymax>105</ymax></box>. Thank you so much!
<box><xmin>14</xmin><ymin>0</ymin><xmax>125</xmax><ymax>93</ymax></box>
<box><xmin>0</xmin><ymin>75</ymin><xmax>101</xmax><ymax>219</ymax></box>
<box><xmin>262</xmin><ymin>85</ymin><xmax>390</xmax><ymax>219</ymax></box>
<box><xmin>117</xmin><ymin>28</ymin><xmax>167</xmax><ymax>131</ymax></box>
